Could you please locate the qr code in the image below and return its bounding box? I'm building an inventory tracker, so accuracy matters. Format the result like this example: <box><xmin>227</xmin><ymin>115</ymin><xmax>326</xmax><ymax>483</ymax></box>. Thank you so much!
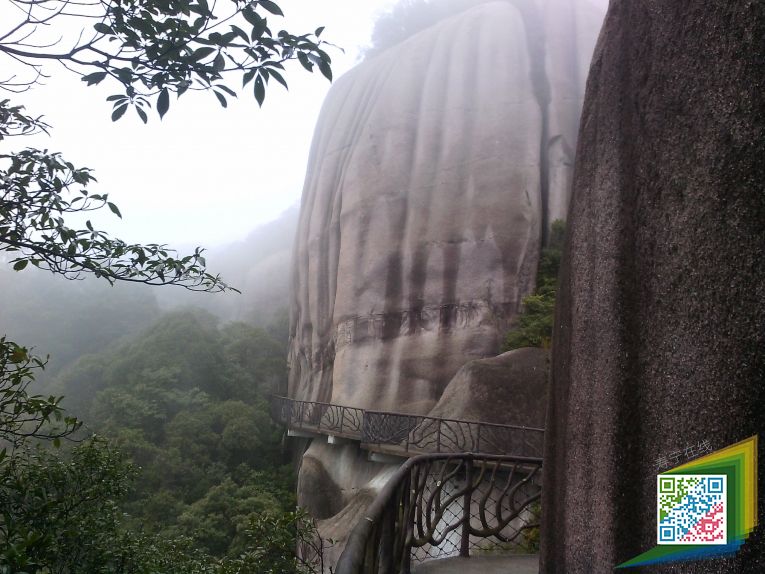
<box><xmin>657</xmin><ymin>474</ymin><xmax>726</xmax><ymax>545</ymax></box>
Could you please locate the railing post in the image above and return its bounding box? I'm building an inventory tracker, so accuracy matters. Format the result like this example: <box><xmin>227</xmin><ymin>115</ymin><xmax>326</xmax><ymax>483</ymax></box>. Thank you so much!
<box><xmin>299</xmin><ymin>401</ymin><xmax>304</xmax><ymax>428</ymax></box>
<box><xmin>476</xmin><ymin>423</ymin><xmax>481</xmax><ymax>453</ymax></box>
<box><xmin>402</xmin><ymin>474</ymin><xmax>413</xmax><ymax>574</ymax></box>
<box><xmin>460</xmin><ymin>458</ymin><xmax>473</xmax><ymax>557</ymax></box>
<box><xmin>436</xmin><ymin>419</ymin><xmax>442</xmax><ymax>453</ymax></box>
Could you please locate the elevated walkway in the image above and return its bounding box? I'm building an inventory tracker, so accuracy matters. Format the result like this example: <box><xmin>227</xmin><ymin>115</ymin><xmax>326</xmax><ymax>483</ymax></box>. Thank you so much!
<box><xmin>272</xmin><ymin>398</ymin><xmax>544</xmax><ymax>573</ymax></box>
<box><xmin>270</xmin><ymin>395</ymin><xmax>544</xmax><ymax>460</ymax></box>
<box><xmin>413</xmin><ymin>554</ymin><xmax>538</xmax><ymax>574</ymax></box>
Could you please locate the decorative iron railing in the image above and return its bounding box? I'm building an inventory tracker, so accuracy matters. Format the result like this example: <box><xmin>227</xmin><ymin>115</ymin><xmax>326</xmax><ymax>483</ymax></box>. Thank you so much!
<box><xmin>335</xmin><ymin>453</ymin><xmax>543</xmax><ymax>574</ymax></box>
<box><xmin>362</xmin><ymin>411</ymin><xmax>545</xmax><ymax>458</ymax></box>
<box><xmin>270</xmin><ymin>396</ymin><xmax>544</xmax><ymax>458</ymax></box>
<box><xmin>270</xmin><ymin>395</ymin><xmax>365</xmax><ymax>438</ymax></box>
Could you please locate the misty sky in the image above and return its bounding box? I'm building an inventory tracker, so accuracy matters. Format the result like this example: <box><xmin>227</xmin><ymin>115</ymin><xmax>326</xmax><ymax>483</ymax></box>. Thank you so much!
<box><xmin>3</xmin><ymin>1</ymin><xmax>399</xmax><ymax>248</ymax></box>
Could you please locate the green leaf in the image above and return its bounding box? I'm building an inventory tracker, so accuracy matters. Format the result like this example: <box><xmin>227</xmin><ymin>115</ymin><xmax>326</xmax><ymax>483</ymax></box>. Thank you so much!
<box><xmin>254</xmin><ymin>76</ymin><xmax>265</xmax><ymax>106</ymax></box>
<box><xmin>269</xmin><ymin>69</ymin><xmax>288</xmax><ymax>90</ymax></box>
<box><xmin>191</xmin><ymin>47</ymin><xmax>216</xmax><ymax>61</ymax></box>
<box><xmin>213</xmin><ymin>52</ymin><xmax>225</xmax><ymax>72</ymax></box>
<box><xmin>13</xmin><ymin>259</ymin><xmax>28</xmax><ymax>271</ymax></box>
<box><xmin>82</xmin><ymin>72</ymin><xmax>108</xmax><ymax>86</ymax></box>
<box><xmin>297</xmin><ymin>52</ymin><xmax>312</xmax><ymax>72</ymax></box>
<box><xmin>242</xmin><ymin>69</ymin><xmax>257</xmax><ymax>87</ymax></box>
<box><xmin>258</xmin><ymin>0</ymin><xmax>284</xmax><ymax>16</ymax></box>
<box><xmin>111</xmin><ymin>103</ymin><xmax>128</xmax><ymax>122</ymax></box>
<box><xmin>157</xmin><ymin>88</ymin><xmax>170</xmax><ymax>119</ymax></box>
<box><xmin>214</xmin><ymin>91</ymin><xmax>228</xmax><ymax>108</ymax></box>
<box><xmin>230</xmin><ymin>25</ymin><xmax>249</xmax><ymax>43</ymax></box>
<box><xmin>244</xmin><ymin>8</ymin><xmax>267</xmax><ymax>39</ymax></box>
<box><xmin>216</xmin><ymin>84</ymin><xmax>236</xmax><ymax>97</ymax></box>
<box><xmin>135</xmin><ymin>106</ymin><xmax>148</xmax><ymax>124</ymax></box>
<box><xmin>318</xmin><ymin>59</ymin><xmax>332</xmax><ymax>82</ymax></box>
<box><xmin>107</xmin><ymin>202</ymin><xmax>122</xmax><ymax>219</ymax></box>
<box><xmin>93</xmin><ymin>22</ymin><xmax>113</xmax><ymax>35</ymax></box>
<box><xmin>117</xmin><ymin>68</ymin><xmax>132</xmax><ymax>84</ymax></box>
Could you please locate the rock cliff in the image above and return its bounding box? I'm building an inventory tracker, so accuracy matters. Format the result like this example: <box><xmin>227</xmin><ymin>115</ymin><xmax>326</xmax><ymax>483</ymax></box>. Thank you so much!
<box><xmin>287</xmin><ymin>0</ymin><xmax>605</xmax><ymax>565</ymax></box>
<box><xmin>541</xmin><ymin>1</ymin><xmax>765</xmax><ymax>571</ymax></box>
<box><xmin>288</xmin><ymin>0</ymin><xmax>604</xmax><ymax>412</ymax></box>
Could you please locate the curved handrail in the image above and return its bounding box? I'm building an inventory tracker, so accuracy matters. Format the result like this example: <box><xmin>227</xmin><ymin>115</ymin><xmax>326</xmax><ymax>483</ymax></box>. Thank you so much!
<box><xmin>335</xmin><ymin>452</ymin><xmax>543</xmax><ymax>574</ymax></box>
<box><xmin>271</xmin><ymin>395</ymin><xmax>365</xmax><ymax>437</ymax></box>
<box><xmin>364</xmin><ymin>409</ymin><xmax>545</xmax><ymax>433</ymax></box>
<box><xmin>270</xmin><ymin>395</ymin><xmax>545</xmax><ymax>458</ymax></box>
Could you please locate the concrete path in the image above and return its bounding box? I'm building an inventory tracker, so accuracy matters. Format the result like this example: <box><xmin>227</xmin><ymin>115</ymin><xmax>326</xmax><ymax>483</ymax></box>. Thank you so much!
<box><xmin>412</xmin><ymin>554</ymin><xmax>538</xmax><ymax>574</ymax></box>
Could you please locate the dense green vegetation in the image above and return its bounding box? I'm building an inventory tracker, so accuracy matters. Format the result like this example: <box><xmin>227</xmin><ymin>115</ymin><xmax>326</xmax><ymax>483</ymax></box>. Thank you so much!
<box><xmin>502</xmin><ymin>220</ymin><xmax>565</xmax><ymax>351</ymax></box>
<box><xmin>54</xmin><ymin>310</ymin><xmax>290</xmax><ymax>553</ymax></box>
<box><xmin>2</xmin><ymin>440</ymin><xmax>318</xmax><ymax>573</ymax></box>
<box><xmin>1</xmin><ymin>308</ymin><xmax>325</xmax><ymax>573</ymax></box>
<box><xmin>1</xmin><ymin>0</ymin><xmax>334</xmax><ymax>566</ymax></box>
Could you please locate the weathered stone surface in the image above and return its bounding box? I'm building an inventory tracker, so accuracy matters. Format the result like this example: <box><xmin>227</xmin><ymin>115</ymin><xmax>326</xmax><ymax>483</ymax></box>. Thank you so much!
<box><xmin>426</xmin><ymin>347</ymin><xmax>548</xmax><ymax>427</ymax></box>
<box><xmin>297</xmin><ymin>442</ymin><xmax>397</xmax><ymax>515</ymax></box>
<box><xmin>288</xmin><ymin>0</ymin><xmax>604</xmax><ymax>413</ymax></box>
<box><xmin>288</xmin><ymin>2</ymin><xmax>605</xmax><ymax>569</ymax></box>
<box><xmin>541</xmin><ymin>2</ymin><xmax>765</xmax><ymax>572</ymax></box>
<box><xmin>297</xmin><ymin>441</ymin><xmax>398</xmax><ymax>563</ymax></box>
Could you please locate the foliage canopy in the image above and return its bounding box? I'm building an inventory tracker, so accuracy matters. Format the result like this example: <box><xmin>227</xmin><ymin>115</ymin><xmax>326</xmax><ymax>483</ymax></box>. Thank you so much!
<box><xmin>0</xmin><ymin>0</ymin><xmax>332</xmax><ymax>445</ymax></box>
<box><xmin>503</xmin><ymin>220</ymin><xmax>565</xmax><ymax>351</ymax></box>
<box><xmin>1</xmin><ymin>0</ymin><xmax>333</xmax><ymax>569</ymax></box>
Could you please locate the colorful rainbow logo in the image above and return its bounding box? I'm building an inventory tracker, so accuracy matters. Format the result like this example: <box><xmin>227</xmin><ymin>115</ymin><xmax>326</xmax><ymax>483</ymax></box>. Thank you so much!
<box><xmin>617</xmin><ymin>435</ymin><xmax>758</xmax><ymax>568</ymax></box>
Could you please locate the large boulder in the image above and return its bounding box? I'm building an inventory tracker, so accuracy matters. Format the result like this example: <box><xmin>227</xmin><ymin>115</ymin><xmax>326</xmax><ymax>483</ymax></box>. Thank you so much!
<box><xmin>541</xmin><ymin>1</ymin><xmax>765</xmax><ymax>572</ymax></box>
<box><xmin>288</xmin><ymin>0</ymin><xmax>604</xmax><ymax>413</ymax></box>
<box><xmin>427</xmin><ymin>347</ymin><xmax>548</xmax><ymax>428</ymax></box>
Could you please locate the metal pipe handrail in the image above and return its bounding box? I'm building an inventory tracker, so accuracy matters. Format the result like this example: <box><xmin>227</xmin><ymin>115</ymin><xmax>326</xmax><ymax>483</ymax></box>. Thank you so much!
<box><xmin>363</xmin><ymin>409</ymin><xmax>545</xmax><ymax>433</ymax></box>
<box><xmin>270</xmin><ymin>395</ymin><xmax>545</xmax><ymax>457</ymax></box>
<box><xmin>335</xmin><ymin>452</ymin><xmax>543</xmax><ymax>574</ymax></box>
<box><xmin>271</xmin><ymin>395</ymin><xmax>365</xmax><ymax>437</ymax></box>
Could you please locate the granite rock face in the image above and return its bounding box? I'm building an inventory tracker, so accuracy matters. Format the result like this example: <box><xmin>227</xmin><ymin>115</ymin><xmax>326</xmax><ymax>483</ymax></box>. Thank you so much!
<box><xmin>288</xmin><ymin>0</ymin><xmax>604</xmax><ymax>413</ymax></box>
<box><xmin>541</xmin><ymin>1</ymin><xmax>765</xmax><ymax>572</ymax></box>
<box><xmin>288</xmin><ymin>0</ymin><xmax>605</xmax><ymax>567</ymax></box>
<box><xmin>427</xmin><ymin>347</ymin><xmax>548</xmax><ymax>428</ymax></box>
<box><xmin>297</xmin><ymin>441</ymin><xmax>398</xmax><ymax>565</ymax></box>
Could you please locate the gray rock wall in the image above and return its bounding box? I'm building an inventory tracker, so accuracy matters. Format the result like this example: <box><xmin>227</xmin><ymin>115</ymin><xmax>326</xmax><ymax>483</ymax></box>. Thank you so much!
<box><xmin>288</xmin><ymin>0</ymin><xmax>604</xmax><ymax>413</ymax></box>
<box><xmin>541</xmin><ymin>1</ymin><xmax>765</xmax><ymax>571</ymax></box>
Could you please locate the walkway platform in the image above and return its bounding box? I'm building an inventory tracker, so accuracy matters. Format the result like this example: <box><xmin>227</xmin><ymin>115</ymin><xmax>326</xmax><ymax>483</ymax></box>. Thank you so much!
<box><xmin>270</xmin><ymin>395</ymin><xmax>544</xmax><ymax>460</ymax></box>
<box><xmin>412</xmin><ymin>554</ymin><xmax>538</xmax><ymax>574</ymax></box>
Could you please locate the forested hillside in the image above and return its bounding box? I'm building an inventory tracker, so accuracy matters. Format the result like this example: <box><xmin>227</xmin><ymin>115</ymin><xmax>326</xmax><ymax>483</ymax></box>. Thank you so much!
<box><xmin>1</xmin><ymin>307</ymin><xmax>319</xmax><ymax>572</ymax></box>
<box><xmin>45</xmin><ymin>309</ymin><xmax>293</xmax><ymax>557</ymax></box>
<box><xmin>0</xmin><ymin>209</ymin><xmax>302</xmax><ymax>569</ymax></box>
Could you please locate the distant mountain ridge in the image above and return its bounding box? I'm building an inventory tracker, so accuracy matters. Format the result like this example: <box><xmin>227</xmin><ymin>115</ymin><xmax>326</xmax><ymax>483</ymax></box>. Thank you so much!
<box><xmin>154</xmin><ymin>205</ymin><xmax>298</xmax><ymax>325</ymax></box>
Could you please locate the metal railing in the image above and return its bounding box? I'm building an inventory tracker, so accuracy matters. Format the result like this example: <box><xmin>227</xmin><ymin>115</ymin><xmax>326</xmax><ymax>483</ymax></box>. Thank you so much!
<box><xmin>362</xmin><ymin>411</ymin><xmax>545</xmax><ymax>458</ymax></box>
<box><xmin>271</xmin><ymin>395</ymin><xmax>365</xmax><ymax>438</ymax></box>
<box><xmin>335</xmin><ymin>453</ymin><xmax>543</xmax><ymax>574</ymax></box>
<box><xmin>271</xmin><ymin>396</ymin><xmax>544</xmax><ymax>457</ymax></box>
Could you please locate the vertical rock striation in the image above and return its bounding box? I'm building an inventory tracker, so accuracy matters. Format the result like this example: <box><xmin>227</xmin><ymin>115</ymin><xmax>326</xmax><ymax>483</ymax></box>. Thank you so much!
<box><xmin>287</xmin><ymin>1</ymin><xmax>605</xmax><ymax>566</ymax></box>
<box><xmin>288</xmin><ymin>0</ymin><xmax>604</xmax><ymax>413</ymax></box>
<box><xmin>542</xmin><ymin>1</ymin><xmax>765</xmax><ymax>572</ymax></box>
